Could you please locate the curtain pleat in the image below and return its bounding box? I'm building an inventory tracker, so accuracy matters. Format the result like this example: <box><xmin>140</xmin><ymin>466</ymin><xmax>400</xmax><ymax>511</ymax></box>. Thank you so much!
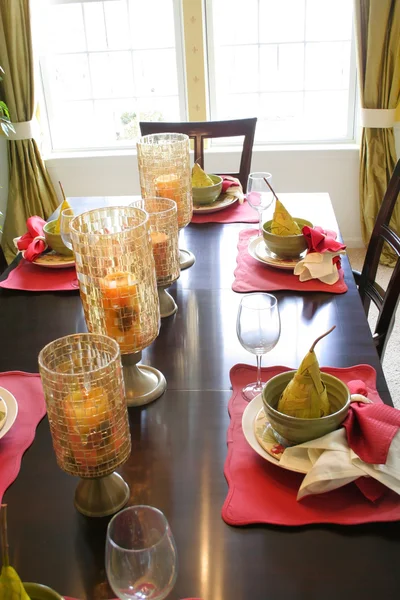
<box><xmin>0</xmin><ymin>0</ymin><xmax>58</xmax><ymax>264</ymax></box>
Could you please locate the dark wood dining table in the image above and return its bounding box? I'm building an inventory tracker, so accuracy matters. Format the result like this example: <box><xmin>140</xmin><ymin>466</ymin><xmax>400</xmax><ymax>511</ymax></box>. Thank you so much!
<box><xmin>0</xmin><ymin>193</ymin><xmax>399</xmax><ymax>600</ymax></box>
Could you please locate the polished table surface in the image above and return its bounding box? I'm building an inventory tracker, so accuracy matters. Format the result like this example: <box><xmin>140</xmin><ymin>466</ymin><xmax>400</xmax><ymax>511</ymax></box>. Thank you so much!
<box><xmin>1</xmin><ymin>194</ymin><xmax>398</xmax><ymax>600</ymax></box>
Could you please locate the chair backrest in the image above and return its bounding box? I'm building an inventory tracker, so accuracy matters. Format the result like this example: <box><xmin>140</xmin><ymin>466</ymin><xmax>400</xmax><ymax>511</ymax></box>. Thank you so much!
<box><xmin>139</xmin><ymin>118</ymin><xmax>257</xmax><ymax>192</ymax></box>
<box><xmin>357</xmin><ymin>158</ymin><xmax>400</xmax><ymax>359</ymax></box>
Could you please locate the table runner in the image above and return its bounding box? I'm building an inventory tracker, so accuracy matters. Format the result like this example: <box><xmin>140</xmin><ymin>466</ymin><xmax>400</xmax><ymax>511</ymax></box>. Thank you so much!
<box><xmin>0</xmin><ymin>259</ymin><xmax>78</xmax><ymax>292</ymax></box>
<box><xmin>0</xmin><ymin>372</ymin><xmax>47</xmax><ymax>504</ymax></box>
<box><xmin>222</xmin><ymin>363</ymin><xmax>400</xmax><ymax>526</ymax></box>
<box><xmin>233</xmin><ymin>229</ymin><xmax>348</xmax><ymax>294</ymax></box>
<box><xmin>191</xmin><ymin>200</ymin><xmax>258</xmax><ymax>224</ymax></box>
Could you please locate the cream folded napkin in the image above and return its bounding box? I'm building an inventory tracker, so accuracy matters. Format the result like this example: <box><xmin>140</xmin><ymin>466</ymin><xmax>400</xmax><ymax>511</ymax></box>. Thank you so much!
<box><xmin>280</xmin><ymin>397</ymin><xmax>400</xmax><ymax>500</ymax></box>
<box><xmin>294</xmin><ymin>251</ymin><xmax>345</xmax><ymax>285</ymax></box>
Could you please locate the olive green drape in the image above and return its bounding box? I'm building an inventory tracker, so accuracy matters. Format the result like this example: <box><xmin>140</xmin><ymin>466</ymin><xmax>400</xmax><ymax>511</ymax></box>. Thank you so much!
<box><xmin>0</xmin><ymin>0</ymin><xmax>58</xmax><ymax>264</ymax></box>
<box><xmin>354</xmin><ymin>0</ymin><xmax>400</xmax><ymax>266</ymax></box>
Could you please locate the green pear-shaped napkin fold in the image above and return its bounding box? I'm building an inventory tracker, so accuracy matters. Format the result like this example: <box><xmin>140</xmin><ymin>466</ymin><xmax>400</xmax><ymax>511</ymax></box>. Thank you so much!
<box><xmin>277</xmin><ymin>327</ymin><xmax>336</xmax><ymax>418</ymax></box>
<box><xmin>270</xmin><ymin>199</ymin><xmax>301</xmax><ymax>236</ymax></box>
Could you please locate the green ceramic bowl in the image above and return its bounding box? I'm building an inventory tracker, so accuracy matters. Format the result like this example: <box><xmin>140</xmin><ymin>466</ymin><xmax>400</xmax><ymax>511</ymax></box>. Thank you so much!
<box><xmin>262</xmin><ymin>218</ymin><xmax>313</xmax><ymax>259</ymax></box>
<box><xmin>262</xmin><ymin>371</ymin><xmax>350</xmax><ymax>445</ymax></box>
<box><xmin>192</xmin><ymin>174</ymin><xmax>223</xmax><ymax>205</ymax></box>
<box><xmin>23</xmin><ymin>582</ymin><xmax>64</xmax><ymax>600</ymax></box>
<box><xmin>43</xmin><ymin>220</ymin><xmax>73</xmax><ymax>256</ymax></box>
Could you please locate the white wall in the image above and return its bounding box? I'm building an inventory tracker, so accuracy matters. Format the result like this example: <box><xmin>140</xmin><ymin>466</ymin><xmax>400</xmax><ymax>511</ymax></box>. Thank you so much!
<box><xmin>46</xmin><ymin>145</ymin><xmax>363</xmax><ymax>247</ymax></box>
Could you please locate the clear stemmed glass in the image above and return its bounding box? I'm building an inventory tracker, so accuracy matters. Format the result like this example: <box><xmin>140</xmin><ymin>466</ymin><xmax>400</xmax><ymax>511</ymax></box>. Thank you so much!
<box><xmin>60</xmin><ymin>207</ymin><xmax>79</xmax><ymax>288</ymax></box>
<box><xmin>106</xmin><ymin>505</ymin><xmax>178</xmax><ymax>600</ymax></box>
<box><xmin>247</xmin><ymin>172</ymin><xmax>274</xmax><ymax>237</ymax></box>
<box><xmin>237</xmin><ymin>293</ymin><xmax>281</xmax><ymax>402</ymax></box>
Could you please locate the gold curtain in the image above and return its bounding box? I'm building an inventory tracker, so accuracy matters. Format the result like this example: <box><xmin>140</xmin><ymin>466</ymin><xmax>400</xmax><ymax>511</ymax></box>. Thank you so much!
<box><xmin>0</xmin><ymin>0</ymin><xmax>58</xmax><ymax>264</ymax></box>
<box><xmin>354</xmin><ymin>0</ymin><xmax>400</xmax><ymax>266</ymax></box>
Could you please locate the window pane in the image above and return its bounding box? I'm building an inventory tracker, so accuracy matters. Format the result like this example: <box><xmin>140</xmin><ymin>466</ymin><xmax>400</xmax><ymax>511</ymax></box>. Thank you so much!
<box><xmin>129</xmin><ymin>0</ymin><xmax>176</xmax><ymax>49</ymax></box>
<box><xmin>259</xmin><ymin>0</ymin><xmax>305</xmax><ymax>44</ymax></box>
<box><xmin>305</xmin><ymin>42</ymin><xmax>351</xmax><ymax>90</ymax></box>
<box><xmin>208</xmin><ymin>0</ymin><xmax>355</xmax><ymax>143</ymax></box>
<box><xmin>47</xmin><ymin>55</ymin><xmax>91</xmax><ymax>102</ymax></box>
<box><xmin>48</xmin><ymin>4</ymin><xmax>86</xmax><ymax>53</ymax></box>
<box><xmin>133</xmin><ymin>50</ymin><xmax>179</xmax><ymax>96</ymax></box>
<box><xmin>306</xmin><ymin>0</ymin><xmax>353</xmax><ymax>41</ymax></box>
<box><xmin>38</xmin><ymin>0</ymin><xmax>183</xmax><ymax>150</ymax></box>
<box><xmin>260</xmin><ymin>44</ymin><xmax>304</xmax><ymax>92</ymax></box>
<box><xmin>211</xmin><ymin>0</ymin><xmax>258</xmax><ymax>46</ymax></box>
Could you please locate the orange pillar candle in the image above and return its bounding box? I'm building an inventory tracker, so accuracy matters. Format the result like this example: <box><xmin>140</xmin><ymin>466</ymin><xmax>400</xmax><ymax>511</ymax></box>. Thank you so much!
<box><xmin>155</xmin><ymin>174</ymin><xmax>187</xmax><ymax>228</ymax></box>
<box><xmin>150</xmin><ymin>231</ymin><xmax>170</xmax><ymax>279</ymax></box>
<box><xmin>100</xmin><ymin>271</ymin><xmax>143</xmax><ymax>354</ymax></box>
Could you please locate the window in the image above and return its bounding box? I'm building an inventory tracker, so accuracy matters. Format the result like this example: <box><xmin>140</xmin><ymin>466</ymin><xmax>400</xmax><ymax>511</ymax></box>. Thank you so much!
<box><xmin>206</xmin><ymin>0</ymin><xmax>356</xmax><ymax>143</ymax></box>
<box><xmin>37</xmin><ymin>0</ymin><xmax>186</xmax><ymax>151</ymax></box>
<box><xmin>36</xmin><ymin>0</ymin><xmax>356</xmax><ymax>152</ymax></box>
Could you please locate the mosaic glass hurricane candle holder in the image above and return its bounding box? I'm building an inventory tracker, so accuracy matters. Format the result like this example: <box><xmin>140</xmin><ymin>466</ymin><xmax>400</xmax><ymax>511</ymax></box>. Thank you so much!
<box><xmin>38</xmin><ymin>333</ymin><xmax>131</xmax><ymax>518</ymax></box>
<box><xmin>70</xmin><ymin>206</ymin><xmax>166</xmax><ymax>407</ymax></box>
<box><xmin>131</xmin><ymin>197</ymin><xmax>180</xmax><ymax>318</ymax></box>
<box><xmin>136</xmin><ymin>132</ymin><xmax>194</xmax><ymax>270</ymax></box>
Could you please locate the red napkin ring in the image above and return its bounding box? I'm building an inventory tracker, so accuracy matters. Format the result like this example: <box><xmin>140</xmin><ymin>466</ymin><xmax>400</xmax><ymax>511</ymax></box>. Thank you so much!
<box><xmin>17</xmin><ymin>216</ymin><xmax>48</xmax><ymax>262</ymax></box>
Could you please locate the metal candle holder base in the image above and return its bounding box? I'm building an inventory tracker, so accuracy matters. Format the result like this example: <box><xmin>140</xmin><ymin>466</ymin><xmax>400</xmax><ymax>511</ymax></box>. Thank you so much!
<box><xmin>179</xmin><ymin>248</ymin><xmax>195</xmax><ymax>270</ymax></box>
<box><xmin>121</xmin><ymin>351</ymin><xmax>166</xmax><ymax>407</ymax></box>
<box><xmin>74</xmin><ymin>472</ymin><xmax>129</xmax><ymax>518</ymax></box>
<box><xmin>158</xmin><ymin>286</ymin><xmax>177</xmax><ymax>318</ymax></box>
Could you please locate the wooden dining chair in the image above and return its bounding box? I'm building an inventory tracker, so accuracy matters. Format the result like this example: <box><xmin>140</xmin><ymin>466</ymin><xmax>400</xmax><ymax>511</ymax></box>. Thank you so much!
<box><xmin>353</xmin><ymin>159</ymin><xmax>400</xmax><ymax>360</ymax></box>
<box><xmin>139</xmin><ymin>117</ymin><xmax>257</xmax><ymax>192</ymax></box>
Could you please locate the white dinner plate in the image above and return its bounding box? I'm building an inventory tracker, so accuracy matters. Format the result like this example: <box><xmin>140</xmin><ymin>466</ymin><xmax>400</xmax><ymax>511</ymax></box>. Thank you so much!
<box><xmin>193</xmin><ymin>195</ymin><xmax>238</xmax><ymax>214</ymax></box>
<box><xmin>0</xmin><ymin>387</ymin><xmax>18</xmax><ymax>440</ymax></box>
<box><xmin>22</xmin><ymin>251</ymin><xmax>75</xmax><ymax>270</ymax></box>
<box><xmin>242</xmin><ymin>394</ymin><xmax>307</xmax><ymax>474</ymax></box>
<box><xmin>247</xmin><ymin>236</ymin><xmax>304</xmax><ymax>271</ymax></box>
<box><xmin>0</xmin><ymin>397</ymin><xmax>7</xmax><ymax>431</ymax></box>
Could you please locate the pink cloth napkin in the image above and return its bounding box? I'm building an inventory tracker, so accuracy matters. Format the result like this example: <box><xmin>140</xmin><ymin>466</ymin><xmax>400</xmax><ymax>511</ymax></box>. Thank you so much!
<box><xmin>303</xmin><ymin>226</ymin><xmax>347</xmax><ymax>254</ymax></box>
<box><xmin>0</xmin><ymin>259</ymin><xmax>77</xmax><ymax>292</ymax></box>
<box><xmin>16</xmin><ymin>216</ymin><xmax>47</xmax><ymax>262</ymax></box>
<box><xmin>222</xmin><ymin>363</ymin><xmax>400</xmax><ymax>526</ymax></box>
<box><xmin>0</xmin><ymin>372</ymin><xmax>47</xmax><ymax>504</ymax></box>
<box><xmin>221</xmin><ymin>174</ymin><xmax>240</xmax><ymax>193</ymax></box>
<box><xmin>233</xmin><ymin>228</ymin><xmax>348</xmax><ymax>294</ymax></box>
<box><xmin>343</xmin><ymin>398</ymin><xmax>400</xmax><ymax>465</ymax></box>
<box><xmin>191</xmin><ymin>199</ymin><xmax>258</xmax><ymax>224</ymax></box>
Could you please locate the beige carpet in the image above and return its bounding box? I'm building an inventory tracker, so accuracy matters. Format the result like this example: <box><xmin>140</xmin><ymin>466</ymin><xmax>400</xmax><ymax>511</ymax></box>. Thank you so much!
<box><xmin>347</xmin><ymin>248</ymin><xmax>399</xmax><ymax>409</ymax></box>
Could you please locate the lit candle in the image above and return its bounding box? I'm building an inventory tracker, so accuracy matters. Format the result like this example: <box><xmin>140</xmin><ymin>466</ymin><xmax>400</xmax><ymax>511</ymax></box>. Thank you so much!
<box><xmin>150</xmin><ymin>231</ymin><xmax>170</xmax><ymax>280</ymax></box>
<box><xmin>100</xmin><ymin>271</ymin><xmax>143</xmax><ymax>353</ymax></box>
<box><xmin>155</xmin><ymin>174</ymin><xmax>185</xmax><ymax>228</ymax></box>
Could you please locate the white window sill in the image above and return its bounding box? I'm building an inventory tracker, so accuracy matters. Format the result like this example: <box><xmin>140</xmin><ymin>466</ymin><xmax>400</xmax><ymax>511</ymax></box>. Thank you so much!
<box><xmin>44</xmin><ymin>141</ymin><xmax>360</xmax><ymax>165</ymax></box>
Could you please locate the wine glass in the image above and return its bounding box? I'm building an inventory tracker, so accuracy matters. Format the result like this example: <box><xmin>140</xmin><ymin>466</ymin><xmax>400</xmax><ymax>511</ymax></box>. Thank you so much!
<box><xmin>106</xmin><ymin>505</ymin><xmax>178</xmax><ymax>600</ymax></box>
<box><xmin>60</xmin><ymin>207</ymin><xmax>79</xmax><ymax>288</ymax></box>
<box><xmin>247</xmin><ymin>172</ymin><xmax>274</xmax><ymax>237</ymax></box>
<box><xmin>237</xmin><ymin>293</ymin><xmax>280</xmax><ymax>402</ymax></box>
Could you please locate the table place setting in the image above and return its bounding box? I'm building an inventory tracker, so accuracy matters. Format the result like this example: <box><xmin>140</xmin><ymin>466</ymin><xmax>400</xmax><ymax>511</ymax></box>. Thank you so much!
<box><xmin>0</xmin><ymin>211</ymin><xmax>79</xmax><ymax>292</ymax></box>
<box><xmin>0</xmin><ymin>372</ymin><xmax>46</xmax><ymax>505</ymax></box>
<box><xmin>232</xmin><ymin>194</ymin><xmax>348</xmax><ymax>294</ymax></box>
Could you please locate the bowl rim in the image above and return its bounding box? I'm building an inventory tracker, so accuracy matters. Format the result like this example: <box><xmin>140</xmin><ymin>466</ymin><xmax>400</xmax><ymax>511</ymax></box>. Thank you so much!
<box><xmin>262</xmin><ymin>218</ymin><xmax>313</xmax><ymax>239</ymax></box>
<box><xmin>43</xmin><ymin>219</ymin><xmax>58</xmax><ymax>233</ymax></box>
<box><xmin>262</xmin><ymin>370</ymin><xmax>351</xmax><ymax>423</ymax></box>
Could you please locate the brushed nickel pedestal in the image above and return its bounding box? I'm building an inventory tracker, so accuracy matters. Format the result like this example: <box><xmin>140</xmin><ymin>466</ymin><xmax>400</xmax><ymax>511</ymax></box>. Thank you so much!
<box><xmin>158</xmin><ymin>286</ymin><xmax>178</xmax><ymax>318</ymax></box>
<box><xmin>74</xmin><ymin>472</ymin><xmax>129</xmax><ymax>518</ymax></box>
<box><xmin>179</xmin><ymin>248</ymin><xmax>195</xmax><ymax>270</ymax></box>
<box><xmin>122</xmin><ymin>351</ymin><xmax>166</xmax><ymax>407</ymax></box>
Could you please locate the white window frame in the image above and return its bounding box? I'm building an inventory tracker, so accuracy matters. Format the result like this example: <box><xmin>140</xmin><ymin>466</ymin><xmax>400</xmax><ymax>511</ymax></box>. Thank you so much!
<box><xmin>39</xmin><ymin>0</ymin><xmax>188</xmax><ymax>153</ymax></box>
<box><xmin>204</xmin><ymin>0</ymin><xmax>358</xmax><ymax>146</ymax></box>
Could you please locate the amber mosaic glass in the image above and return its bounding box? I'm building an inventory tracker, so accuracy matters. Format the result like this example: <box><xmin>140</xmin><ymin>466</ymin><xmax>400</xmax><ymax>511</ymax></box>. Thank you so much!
<box><xmin>70</xmin><ymin>206</ymin><xmax>159</xmax><ymax>355</ymax></box>
<box><xmin>38</xmin><ymin>333</ymin><xmax>131</xmax><ymax>479</ymax></box>
<box><xmin>132</xmin><ymin>198</ymin><xmax>180</xmax><ymax>287</ymax></box>
<box><xmin>137</xmin><ymin>133</ymin><xmax>193</xmax><ymax>230</ymax></box>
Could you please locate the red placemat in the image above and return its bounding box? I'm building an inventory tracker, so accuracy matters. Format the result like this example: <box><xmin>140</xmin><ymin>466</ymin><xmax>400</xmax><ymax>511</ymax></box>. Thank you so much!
<box><xmin>191</xmin><ymin>200</ymin><xmax>258</xmax><ymax>224</ymax></box>
<box><xmin>0</xmin><ymin>259</ymin><xmax>78</xmax><ymax>292</ymax></box>
<box><xmin>222</xmin><ymin>363</ymin><xmax>400</xmax><ymax>526</ymax></box>
<box><xmin>232</xmin><ymin>229</ymin><xmax>348</xmax><ymax>294</ymax></box>
<box><xmin>0</xmin><ymin>372</ymin><xmax>47</xmax><ymax>504</ymax></box>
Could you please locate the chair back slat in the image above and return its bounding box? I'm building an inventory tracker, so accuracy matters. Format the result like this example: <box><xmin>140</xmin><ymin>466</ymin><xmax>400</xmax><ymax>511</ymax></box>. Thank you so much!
<box><xmin>139</xmin><ymin>118</ymin><xmax>257</xmax><ymax>192</ymax></box>
<box><xmin>356</xmin><ymin>159</ymin><xmax>400</xmax><ymax>359</ymax></box>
